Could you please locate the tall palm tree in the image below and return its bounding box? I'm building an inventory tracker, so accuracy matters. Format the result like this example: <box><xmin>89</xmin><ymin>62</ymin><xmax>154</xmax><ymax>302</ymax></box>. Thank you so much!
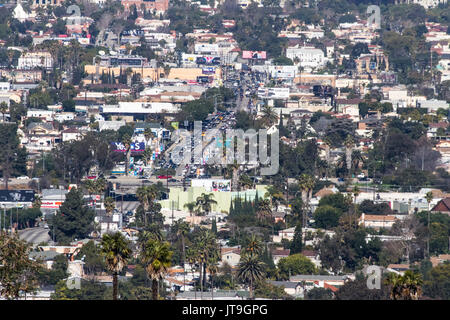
<box><xmin>264</xmin><ymin>185</ymin><xmax>284</xmax><ymax>211</ymax></box>
<box><xmin>206</xmin><ymin>256</ymin><xmax>219</xmax><ymax>299</ymax></box>
<box><xmin>183</xmin><ymin>201</ymin><xmax>197</xmax><ymax>217</ymax></box>
<box><xmin>104</xmin><ymin>196</ymin><xmax>115</xmax><ymax>234</ymax></box>
<box><xmin>243</xmin><ymin>234</ymin><xmax>263</xmax><ymax>257</ymax></box>
<box><xmin>144</xmin><ymin>128</ymin><xmax>153</xmax><ymax>146</ymax></box>
<box><xmin>192</xmin><ymin>229</ymin><xmax>219</xmax><ymax>297</ymax></box>
<box><xmin>298</xmin><ymin>174</ymin><xmax>315</xmax><ymax>227</ymax></box>
<box><xmin>195</xmin><ymin>193</ymin><xmax>217</xmax><ymax>216</ymax></box>
<box><xmin>83</xmin><ymin>179</ymin><xmax>97</xmax><ymax>198</ymax></box>
<box><xmin>259</xmin><ymin>105</ymin><xmax>279</xmax><ymax>127</ymax></box>
<box><xmin>385</xmin><ymin>271</ymin><xmax>423</xmax><ymax>300</ymax></box>
<box><xmin>121</xmin><ymin>133</ymin><xmax>132</xmax><ymax>176</ymax></box>
<box><xmin>256</xmin><ymin>199</ymin><xmax>272</xmax><ymax>222</ymax></box>
<box><xmin>425</xmin><ymin>191</ymin><xmax>433</xmax><ymax>258</ymax></box>
<box><xmin>351</xmin><ymin>186</ymin><xmax>361</xmax><ymax>228</ymax></box>
<box><xmin>136</xmin><ymin>185</ymin><xmax>158</xmax><ymax>225</ymax></box>
<box><xmin>142</xmin><ymin>147</ymin><xmax>153</xmax><ymax>167</ymax></box>
<box><xmin>140</xmin><ymin>239</ymin><xmax>173</xmax><ymax>300</ymax></box>
<box><xmin>32</xmin><ymin>195</ymin><xmax>42</xmax><ymax>209</ymax></box>
<box><xmin>171</xmin><ymin>219</ymin><xmax>190</xmax><ymax>267</ymax></box>
<box><xmin>344</xmin><ymin>135</ymin><xmax>354</xmax><ymax>177</ymax></box>
<box><xmin>100</xmin><ymin>232</ymin><xmax>132</xmax><ymax>300</ymax></box>
<box><xmin>237</xmin><ymin>253</ymin><xmax>265</xmax><ymax>299</ymax></box>
<box><xmin>0</xmin><ymin>102</ymin><xmax>8</xmax><ymax>122</ymax></box>
<box><xmin>323</xmin><ymin>137</ymin><xmax>332</xmax><ymax>179</ymax></box>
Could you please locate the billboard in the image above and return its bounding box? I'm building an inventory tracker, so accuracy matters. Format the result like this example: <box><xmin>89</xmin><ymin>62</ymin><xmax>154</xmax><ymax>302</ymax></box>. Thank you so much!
<box><xmin>242</xmin><ymin>51</ymin><xmax>267</xmax><ymax>59</ymax></box>
<box><xmin>258</xmin><ymin>87</ymin><xmax>290</xmax><ymax>99</ymax></box>
<box><xmin>269</xmin><ymin>66</ymin><xmax>297</xmax><ymax>79</ymax></box>
<box><xmin>195</xmin><ymin>43</ymin><xmax>219</xmax><ymax>54</ymax></box>
<box><xmin>191</xmin><ymin>179</ymin><xmax>231</xmax><ymax>192</ymax></box>
<box><xmin>112</xmin><ymin>141</ymin><xmax>145</xmax><ymax>153</ymax></box>
<box><xmin>196</xmin><ymin>56</ymin><xmax>221</xmax><ymax>65</ymax></box>
<box><xmin>202</xmin><ymin>67</ymin><xmax>215</xmax><ymax>74</ymax></box>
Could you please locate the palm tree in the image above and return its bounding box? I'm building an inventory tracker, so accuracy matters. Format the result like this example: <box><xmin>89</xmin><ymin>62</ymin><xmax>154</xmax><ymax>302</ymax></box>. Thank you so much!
<box><xmin>237</xmin><ymin>253</ymin><xmax>265</xmax><ymax>299</ymax></box>
<box><xmin>0</xmin><ymin>102</ymin><xmax>8</xmax><ymax>122</ymax></box>
<box><xmin>243</xmin><ymin>234</ymin><xmax>263</xmax><ymax>257</ymax></box>
<box><xmin>121</xmin><ymin>133</ymin><xmax>132</xmax><ymax>176</ymax></box>
<box><xmin>192</xmin><ymin>229</ymin><xmax>219</xmax><ymax>297</ymax></box>
<box><xmin>140</xmin><ymin>239</ymin><xmax>173</xmax><ymax>300</ymax></box>
<box><xmin>100</xmin><ymin>232</ymin><xmax>132</xmax><ymax>300</ymax></box>
<box><xmin>323</xmin><ymin>137</ymin><xmax>332</xmax><ymax>179</ymax></box>
<box><xmin>259</xmin><ymin>105</ymin><xmax>279</xmax><ymax>127</ymax></box>
<box><xmin>298</xmin><ymin>174</ymin><xmax>315</xmax><ymax>227</ymax></box>
<box><xmin>264</xmin><ymin>185</ymin><xmax>284</xmax><ymax>211</ymax></box>
<box><xmin>425</xmin><ymin>191</ymin><xmax>433</xmax><ymax>258</ymax></box>
<box><xmin>238</xmin><ymin>174</ymin><xmax>254</xmax><ymax>190</ymax></box>
<box><xmin>351</xmin><ymin>186</ymin><xmax>361</xmax><ymax>228</ymax></box>
<box><xmin>83</xmin><ymin>179</ymin><xmax>97</xmax><ymax>198</ymax></box>
<box><xmin>385</xmin><ymin>271</ymin><xmax>423</xmax><ymax>300</ymax></box>
<box><xmin>183</xmin><ymin>201</ymin><xmax>197</xmax><ymax>217</ymax></box>
<box><xmin>142</xmin><ymin>147</ymin><xmax>153</xmax><ymax>167</ymax></box>
<box><xmin>344</xmin><ymin>135</ymin><xmax>354</xmax><ymax>177</ymax></box>
<box><xmin>104</xmin><ymin>196</ymin><xmax>115</xmax><ymax>234</ymax></box>
<box><xmin>256</xmin><ymin>199</ymin><xmax>272</xmax><ymax>222</ymax></box>
<box><xmin>144</xmin><ymin>128</ymin><xmax>153</xmax><ymax>146</ymax></box>
<box><xmin>136</xmin><ymin>185</ymin><xmax>158</xmax><ymax>225</ymax></box>
<box><xmin>32</xmin><ymin>195</ymin><xmax>42</xmax><ymax>209</ymax></box>
<box><xmin>195</xmin><ymin>193</ymin><xmax>217</xmax><ymax>216</ymax></box>
<box><xmin>171</xmin><ymin>219</ymin><xmax>190</xmax><ymax>267</ymax></box>
<box><xmin>206</xmin><ymin>256</ymin><xmax>218</xmax><ymax>299</ymax></box>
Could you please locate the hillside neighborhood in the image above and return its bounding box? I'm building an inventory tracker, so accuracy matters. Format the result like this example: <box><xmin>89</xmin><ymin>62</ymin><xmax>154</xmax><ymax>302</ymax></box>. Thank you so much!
<box><xmin>0</xmin><ymin>0</ymin><xmax>449</xmax><ymax>301</ymax></box>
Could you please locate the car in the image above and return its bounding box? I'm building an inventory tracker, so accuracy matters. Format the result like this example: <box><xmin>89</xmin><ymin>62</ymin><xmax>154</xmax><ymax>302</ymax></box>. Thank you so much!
<box><xmin>157</xmin><ymin>175</ymin><xmax>173</xmax><ymax>179</ymax></box>
<box><xmin>168</xmin><ymin>178</ymin><xmax>178</xmax><ymax>182</ymax></box>
<box><xmin>17</xmin><ymin>176</ymin><xmax>30</xmax><ymax>180</ymax></box>
<box><xmin>337</xmin><ymin>177</ymin><xmax>345</xmax><ymax>182</ymax></box>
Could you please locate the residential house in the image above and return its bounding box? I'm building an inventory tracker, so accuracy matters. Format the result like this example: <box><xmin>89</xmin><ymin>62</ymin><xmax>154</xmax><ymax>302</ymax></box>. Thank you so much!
<box><xmin>271</xmin><ymin>248</ymin><xmax>290</xmax><ymax>265</ymax></box>
<box><xmin>220</xmin><ymin>247</ymin><xmax>241</xmax><ymax>268</ymax></box>
<box><xmin>358</xmin><ymin>213</ymin><xmax>397</xmax><ymax>229</ymax></box>
<box><xmin>26</xmin><ymin>122</ymin><xmax>61</xmax><ymax>152</ymax></box>
<box><xmin>268</xmin><ymin>281</ymin><xmax>303</xmax><ymax>297</ymax></box>
<box><xmin>301</xmin><ymin>250</ymin><xmax>322</xmax><ymax>269</ymax></box>
<box><xmin>431</xmin><ymin>197</ymin><xmax>450</xmax><ymax>215</ymax></box>
<box><xmin>289</xmin><ymin>274</ymin><xmax>348</xmax><ymax>292</ymax></box>
<box><xmin>430</xmin><ymin>254</ymin><xmax>450</xmax><ymax>267</ymax></box>
<box><xmin>62</xmin><ymin>127</ymin><xmax>82</xmax><ymax>142</ymax></box>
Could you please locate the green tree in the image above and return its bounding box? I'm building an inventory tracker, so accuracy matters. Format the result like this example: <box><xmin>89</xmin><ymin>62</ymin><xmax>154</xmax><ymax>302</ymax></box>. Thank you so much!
<box><xmin>423</xmin><ymin>263</ymin><xmax>450</xmax><ymax>300</ymax></box>
<box><xmin>290</xmin><ymin>222</ymin><xmax>303</xmax><ymax>254</ymax></box>
<box><xmin>195</xmin><ymin>193</ymin><xmax>217</xmax><ymax>216</ymax></box>
<box><xmin>100</xmin><ymin>232</ymin><xmax>132</xmax><ymax>300</ymax></box>
<box><xmin>50</xmin><ymin>187</ymin><xmax>95</xmax><ymax>244</ymax></box>
<box><xmin>140</xmin><ymin>239</ymin><xmax>173</xmax><ymax>300</ymax></box>
<box><xmin>237</xmin><ymin>253</ymin><xmax>266</xmax><ymax>299</ymax></box>
<box><xmin>0</xmin><ymin>233</ymin><xmax>42</xmax><ymax>299</ymax></box>
<box><xmin>385</xmin><ymin>271</ymin><xmax>423</xmax><ymax>300</ymax></box>
<box><xmin>277</xmin><ymin>254</ymin><xmax>316</xmax><ymax>280</ymax></box>
<box><xmin>314</xmin><ymin>205</ymin><xmax>342</xmax><ymax>229</ymax></box>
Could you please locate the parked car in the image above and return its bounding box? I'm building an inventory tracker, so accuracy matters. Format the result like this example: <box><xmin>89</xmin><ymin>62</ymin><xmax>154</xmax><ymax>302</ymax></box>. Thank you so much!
<box><xmin>157</xmin><ymin>175</ymin><xmax>172</xmax><ymax>179</ymax></box>
<box><xmin>17</xmin><ymin>176</ymin><xmax>30</xmax><ymax>180</ymax></box>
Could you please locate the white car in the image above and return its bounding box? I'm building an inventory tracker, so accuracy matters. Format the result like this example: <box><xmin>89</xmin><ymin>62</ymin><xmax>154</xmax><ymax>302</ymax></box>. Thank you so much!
<box><xmin>17</xmin><ymin>176</ymin><xmax>30</xmax><ymax>180</ymax></box>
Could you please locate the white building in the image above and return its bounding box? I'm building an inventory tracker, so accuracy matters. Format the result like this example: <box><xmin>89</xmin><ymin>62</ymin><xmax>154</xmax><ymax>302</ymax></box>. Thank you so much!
<box><xmin>101</xmin><ymin>102</ymin><xmax>179</xmax><ymax>115</ymax></box>
<box><xmin>286</xmin><ymin>46</ymin><xmax>325</xmax><ymax>69</ymax></box>
<box><xmin>18</xmin><ymin>52</ymin><xmax>54</xmax><ymax>70</ymax></box>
